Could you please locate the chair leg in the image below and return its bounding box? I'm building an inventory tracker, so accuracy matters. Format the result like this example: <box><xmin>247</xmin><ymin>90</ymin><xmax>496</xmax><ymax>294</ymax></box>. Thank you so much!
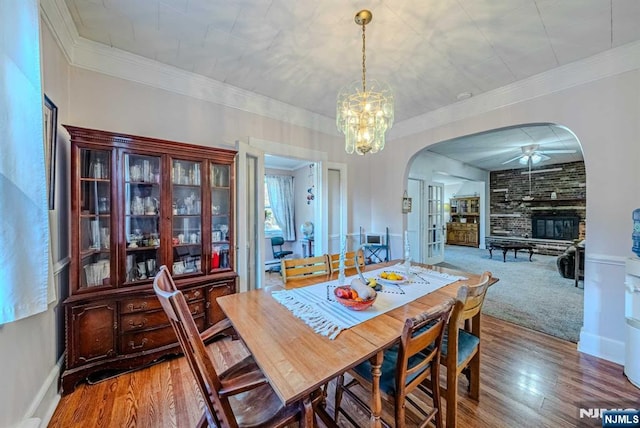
<box><xmin>468</xmin><ymin>351</ymin><xmax>481</xmax><ymax>401</ymax></box>
<box><xmin>394</xmin><ymin>391</ymin><xmax>406</xmax><ymax>428</ymax></box>
<box><xmin>334</xmin><ymin>374</ymin><xmax>345</xmax><ymax>421</ymax></box>
<box><xmin>462</xmin><ymin>367</ymin><xmax>471</xmax><ymax>392</ymax></box>
<box><xmin>445</xmin><ymin>365</ymin><xmax>458</xmax><ymax>428</ymax></box>
<box><xmin>431</xmin><ymin>364</ymin><xmax>444</xmax><ymax>428</ymax></box>
<box><xmin>196</xmin><ymin>412</ymin><xmax>209</xmax><ymax>428</ymax></box>
<box><xmin>300</xmin><ymin>396</ymin><xmax>315</xmax><ymax>428</ymax></box>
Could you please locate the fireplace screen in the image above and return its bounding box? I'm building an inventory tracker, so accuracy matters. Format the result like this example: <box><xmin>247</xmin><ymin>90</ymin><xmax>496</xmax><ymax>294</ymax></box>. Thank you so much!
<box><xmin>532</xmin><ymin>215</ymin><xmax>579</xmax><ymax>240</ymax></box>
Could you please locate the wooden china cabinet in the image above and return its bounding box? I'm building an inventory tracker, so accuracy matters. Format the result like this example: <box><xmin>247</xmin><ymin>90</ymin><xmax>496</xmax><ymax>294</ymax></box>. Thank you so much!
<box><xmin>446</xmin><ymin>196</ymin><xmax>480</xmax><ymax>247</ymax></box>
<box><xmin>61</xmin><ymin>125</ymin><xmax>237</xmax><ymax>393</ymax></box>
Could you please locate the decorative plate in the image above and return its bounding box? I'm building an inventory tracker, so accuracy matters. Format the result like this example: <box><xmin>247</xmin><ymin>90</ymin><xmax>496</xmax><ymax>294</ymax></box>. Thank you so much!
<box><xmin>376</xmin><ymin>271</ymin><xmax>408</xmax><ymax>285</ymax></box>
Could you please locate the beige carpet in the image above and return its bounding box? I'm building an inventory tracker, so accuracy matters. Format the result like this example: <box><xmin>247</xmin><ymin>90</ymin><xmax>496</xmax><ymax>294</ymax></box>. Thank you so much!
<box><xmin>437</xmin><ymin>245</ymin><xmax>583</xmax><ymax>342</ymax></box>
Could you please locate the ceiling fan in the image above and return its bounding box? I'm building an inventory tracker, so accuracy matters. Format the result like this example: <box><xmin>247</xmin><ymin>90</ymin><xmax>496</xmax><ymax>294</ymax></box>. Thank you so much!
<box><xmin>501</xmin><ymin>144</ymin><xmax>576</xmax><ymax>165</ymax></box>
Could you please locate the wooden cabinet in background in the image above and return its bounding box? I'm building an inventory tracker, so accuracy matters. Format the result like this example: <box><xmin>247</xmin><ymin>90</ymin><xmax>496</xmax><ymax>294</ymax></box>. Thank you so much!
<box><xmin>447</xmin><ymin>196</ymin><xmax>480</xmax><ymax>247</ymax></box>
<box><xmin>62</xmin><ymin>125</ymin><xmax>237</xmax><ymax>393</ymax></box>
<box><xmin>446</xmin><ymin>222</ymin><xmax>480</xmax><ymax>247</ymax></box>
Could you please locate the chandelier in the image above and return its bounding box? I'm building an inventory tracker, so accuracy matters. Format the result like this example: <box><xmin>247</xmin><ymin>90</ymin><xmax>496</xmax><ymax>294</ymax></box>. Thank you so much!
<box><xmin>337</xmin><ymin>10</ymin><xmax>394</xmax><ymax>155</ymax></box>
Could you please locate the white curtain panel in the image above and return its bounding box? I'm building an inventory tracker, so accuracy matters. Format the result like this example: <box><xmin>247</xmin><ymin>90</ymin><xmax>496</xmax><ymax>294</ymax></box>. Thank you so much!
<box><xmin>0</xmin><ymin>0</ymin><xmax>51</xmax><ymax>323</ymax></box>
<box><xmin>266</xmin><ymin>175</ymin><xmax>296</xmax><ymax>241</ymax></box>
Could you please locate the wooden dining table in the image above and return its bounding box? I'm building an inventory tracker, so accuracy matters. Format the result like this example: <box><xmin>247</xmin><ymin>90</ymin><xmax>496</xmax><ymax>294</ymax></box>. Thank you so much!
<box><xmin>217</xmin><ymin>260</ymin><xmax>498</xmax><ymax>427</ymax></box>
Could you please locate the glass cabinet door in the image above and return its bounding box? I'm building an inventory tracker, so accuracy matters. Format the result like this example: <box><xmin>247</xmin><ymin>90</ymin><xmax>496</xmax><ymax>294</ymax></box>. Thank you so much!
<box><xmin>124</xmin><ymin>153</ymin><xmax>161</xmax><ymax>283</ymax></box>
<box><xmin>172</xmin><ymin>159</ymin><xmax>202</xmax><ymax>276</ymax></box>
<box><xmin>210</xmin><ymin>163</ymin><xmax>231</xmax><ymax>272</ymax></box>
<box><xmin>79</xmin><ymin>148</ymin><xmax>112</xmax><ymax>288</ymax></box>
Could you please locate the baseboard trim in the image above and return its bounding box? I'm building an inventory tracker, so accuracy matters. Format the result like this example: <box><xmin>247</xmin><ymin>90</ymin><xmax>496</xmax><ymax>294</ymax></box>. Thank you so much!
<box><xmin>22</xmin><ymin>355</ymin><xmax>62</xmax><ymax>427</ymax></box>
<box><xmin>577</xmin><ymin>328</ymin><xmax>625</xmax><ymax>365</ymax></box>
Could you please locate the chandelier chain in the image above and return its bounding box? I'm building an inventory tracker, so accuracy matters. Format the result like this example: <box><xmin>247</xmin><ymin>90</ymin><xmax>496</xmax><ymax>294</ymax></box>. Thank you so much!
<box><xmin>361</xmin><ymin>22</ymin><xmax>366</xmax><ymax>93</ymax></box>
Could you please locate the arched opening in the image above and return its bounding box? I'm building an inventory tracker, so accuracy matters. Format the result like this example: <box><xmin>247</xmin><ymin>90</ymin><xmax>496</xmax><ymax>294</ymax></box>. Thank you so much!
<box><xmin>407</xmin><ymin>123</ymin><xmax>586</xmax><ymax>342</ymax></box>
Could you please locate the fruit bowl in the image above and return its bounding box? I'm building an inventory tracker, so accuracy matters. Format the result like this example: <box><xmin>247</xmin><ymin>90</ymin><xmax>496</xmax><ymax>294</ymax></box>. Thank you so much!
<box><xmin>334</xmin><ymin>286</ymin><xmax>377</xmax><ymax>311</ymax></box>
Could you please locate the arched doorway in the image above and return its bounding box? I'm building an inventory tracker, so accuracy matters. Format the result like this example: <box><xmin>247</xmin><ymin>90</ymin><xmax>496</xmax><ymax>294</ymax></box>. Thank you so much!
<box><xmin>407</xmin><ymin>123</ymin><xmax>586</xmax><ymax>342</ymax></box>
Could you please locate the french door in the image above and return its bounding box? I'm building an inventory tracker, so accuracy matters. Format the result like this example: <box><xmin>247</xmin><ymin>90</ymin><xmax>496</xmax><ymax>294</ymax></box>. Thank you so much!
<box><xmin>423</xmin><ymin>182</ymin><xmax>445</xmax><ymax>265</ymax></box>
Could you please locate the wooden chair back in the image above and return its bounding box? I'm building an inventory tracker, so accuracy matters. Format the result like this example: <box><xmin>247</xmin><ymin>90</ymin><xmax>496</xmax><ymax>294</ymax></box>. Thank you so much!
<box><xmin>450</xmin><ymin>271</ymin><xmax>492</xmax><ymax>335</ymax></box>
<box><xmin>154</xmin><ymin>265</ymin><xmax>321</xmax><ymax>427</ymax></box>
<box><xmin>442</xmin><ymin>271</ymin><xmax>492</xmax><ymax>428</ymax></box>
<box><xmin>394</xmin><ymin>299</ymin><xmax>455</xmax><ymax>427</ymax></box>
<box><xmin>153</xmin><ymin>266</ymin><xmax>233</xmax><ymax>427</ymax></box>
<box><xmin>281</xmin><ymin>255</ymin><xmax>330</xmax><ymax>284</ymax></box>
<box><xmin>334</xmin><ymin>298</ymin><xmax>455</xmax><ymax>428</ymax></box>
<box><xmin>328</xmin><ymin>249</ymin><xmax>365</xmax><ymax>273</ymax></box>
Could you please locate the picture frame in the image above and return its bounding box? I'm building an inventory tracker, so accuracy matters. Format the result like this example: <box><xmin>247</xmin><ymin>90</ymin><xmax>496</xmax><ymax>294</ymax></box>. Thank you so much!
<box><xmin>43</xmin><ymin>94</ymin><xmax>58</xmax><ymax>210</ymax></box>
<box><xmin>402</xmin><ymin>195</ymin><xmax>412</xmax><ymax>213</ymax></box>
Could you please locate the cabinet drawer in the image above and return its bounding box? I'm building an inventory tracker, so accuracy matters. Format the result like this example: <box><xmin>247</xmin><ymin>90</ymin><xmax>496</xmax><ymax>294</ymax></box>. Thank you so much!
<box><xmin>120</xmin><ymin>302</ymin><xmax>204</xmax><ymax>332</ymax></box>
<box><xmin>121</xmin><ymin>291</ymin><xmax>203</xmax><ymax>315</ymax></box>
<box><xmin>121</xmin><ymin>297</ymin><xmax>161</xmax><ymax>314</ymax></box>
<box><xmin>183</xmin><ymin>288</ymin><xmax>204</xmax><ymax>301</ymax></box>
<box><xmin>120</xmin><ymin>316</ymin><xmax>205</xmax><ymax>353</ymax></box>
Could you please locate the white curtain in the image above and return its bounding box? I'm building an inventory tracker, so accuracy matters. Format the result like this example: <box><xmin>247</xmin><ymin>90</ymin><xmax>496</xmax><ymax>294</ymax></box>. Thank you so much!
<box><xmin>0</xmin><ymin>0</ymin><xmax>51</xmax><ymax>323</ymax></box>
<box><xmin>266</xmin><ymin>175</ymin><xmax>296</xmax><ymax>241</ymax></box>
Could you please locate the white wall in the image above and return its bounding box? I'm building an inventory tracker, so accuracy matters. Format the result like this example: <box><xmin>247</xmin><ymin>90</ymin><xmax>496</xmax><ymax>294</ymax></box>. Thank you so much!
<box><xmin>368</xmin><ymin>69</ymin><xmax>640</xmax><ymax>363</ymax></box>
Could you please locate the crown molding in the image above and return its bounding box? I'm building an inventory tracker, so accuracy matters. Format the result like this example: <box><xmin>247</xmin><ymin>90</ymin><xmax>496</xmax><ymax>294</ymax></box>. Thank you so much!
<box><xmin>390</xmin><ymin>40</ymin><xmax>640</xmax><ymax>140</ymax></box>
<box><xmin>41</xmin><ymin>0</ymin><xmax>640</xmax><ymax>141</ymax></box>
<box><xmin>39</xmin><ymin>0</ymin><xmax>78</xmax><ymax>64</ymax></box>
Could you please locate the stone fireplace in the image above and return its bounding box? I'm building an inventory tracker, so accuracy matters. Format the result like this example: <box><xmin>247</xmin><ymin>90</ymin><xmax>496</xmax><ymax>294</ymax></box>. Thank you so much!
<box><xmin>488</xmin><ymin>161</ymin><xmax>586</xmax><ymax>254</ymax></box>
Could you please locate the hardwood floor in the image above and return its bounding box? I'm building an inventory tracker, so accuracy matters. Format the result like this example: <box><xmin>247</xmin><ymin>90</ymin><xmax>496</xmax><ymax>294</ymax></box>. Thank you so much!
<box><xmin>48</xmin><ymin>314</ymin><xmax>638</xmax><ymax>427</ymax></box>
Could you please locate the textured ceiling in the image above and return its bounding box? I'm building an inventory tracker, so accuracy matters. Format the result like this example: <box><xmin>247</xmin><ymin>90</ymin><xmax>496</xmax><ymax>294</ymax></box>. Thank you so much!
<box><xmin>427</xmin><ymin>123</ymin><xmax>582</xmax><ymax>171</ymax></box>
<box><xmin>58</xmin><ymin>1</ymin><xmax>640</xmax><ymax>171</ymax></box>
<box><xmin>63</xmin><ymin>0</ymin><xmax>640</xmax><ymax>124</ymax></box>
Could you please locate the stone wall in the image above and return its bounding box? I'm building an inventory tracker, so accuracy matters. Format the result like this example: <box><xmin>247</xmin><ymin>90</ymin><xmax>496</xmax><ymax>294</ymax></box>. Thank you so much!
<box><xmin>489</xmin><ymin>161</ymin><xmax>586</xmax><ymax>241</ymax></box>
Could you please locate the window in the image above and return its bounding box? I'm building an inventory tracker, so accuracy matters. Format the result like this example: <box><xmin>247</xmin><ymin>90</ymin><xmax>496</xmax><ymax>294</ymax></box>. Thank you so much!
<box><xmin>264</xmin><ymin>180</ymin><xmax>282</xmax><ymax>236</ymax></box>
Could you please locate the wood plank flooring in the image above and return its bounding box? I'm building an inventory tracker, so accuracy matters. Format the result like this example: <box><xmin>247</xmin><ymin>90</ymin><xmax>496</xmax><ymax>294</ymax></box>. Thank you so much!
<box><xmin>49</xmin><ymin>314</ymin><xmax>638</xmax><ymax>427</ymax></box>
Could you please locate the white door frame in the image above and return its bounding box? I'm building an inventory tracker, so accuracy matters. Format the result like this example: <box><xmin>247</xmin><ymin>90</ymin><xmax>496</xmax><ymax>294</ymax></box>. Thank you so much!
<box><xmin>236</xmin><ymin>138</ymin><xmax>330</xmax><ymax>288</ymax></box>
<box><xmin>407</xmin><ymin>178</ymin><xmax>422</xmax><ymax>262</ymax></box>
<box><xmin>326</xmin><ymin>162</ymin><xmax>348</xmax><ymax>252</ymax></box>
<box><xmin>236</xmin><ymin>141</ymin><xmax>265</xmax><ymax>292</ymax></box>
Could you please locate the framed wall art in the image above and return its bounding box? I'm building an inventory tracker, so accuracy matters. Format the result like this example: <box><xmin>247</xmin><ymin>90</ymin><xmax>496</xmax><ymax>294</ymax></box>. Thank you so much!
<box><xmin>402</xmin><ymin>191</ymin><xmax>412</xmax><ymax>213</ymax></box>
<box><xmin>44</xmin><ymin>94</ymin><xmax>58</xmax><ymax>210</ymax></box>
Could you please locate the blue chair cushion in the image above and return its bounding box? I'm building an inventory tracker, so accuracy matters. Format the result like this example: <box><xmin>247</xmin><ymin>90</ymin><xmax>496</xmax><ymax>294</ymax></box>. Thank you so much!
<box><xmin>351</xmin><ymin>344</ymin><xmax>433</xmax><ymax>397</ymax></box>
<box><xmin>441</xmin><ymin>329</ymin><xmax>480</xmax><ymax>366</ymax></box>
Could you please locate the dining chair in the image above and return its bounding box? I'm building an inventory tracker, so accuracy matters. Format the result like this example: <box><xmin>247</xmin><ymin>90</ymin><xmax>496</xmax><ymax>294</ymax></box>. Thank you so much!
<box><xmin>153</xmin><ymin>266</ymin><xmax>321</xmax><ymax>427</ymax></box>
<box><xmin>334</xmin><ymin>299</ymin><xmax>456</xmax><ymax>428</ymax></box>
<box><xmin>269</xmin><ymin>236</ymin><xmax>293</xmax><ymax>273</ymax></box>
<box><xmin>441</xmin><ymin>271</ymin><xmax>492</xmax><ymax>428</ymax></box>
<box><xmin>328</xmin><ymin>249</ymin><xmax>365</xmax><ymax>274</ymax></box>
<box><xmin>281</xmin><ymin>254</ymin><xmax>330</xmax><ymax>286</ymax></box>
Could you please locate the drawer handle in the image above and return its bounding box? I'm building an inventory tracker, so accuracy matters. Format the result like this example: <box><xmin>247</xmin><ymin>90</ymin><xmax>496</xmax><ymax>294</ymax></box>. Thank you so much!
<box><xmin>191</xmin><ymin>306</ymin><xmax>200</xmax><ymax>315</ymax></box>
<box><xmin>128</xmin><ymin>338</ymin><xmax>148</xmax><ymax>350</ymax></box>
<box><xmin>191</xmin><ymin>290</ymin><xmax>201</xmax><ymax>298</ymax></box>
<box><xmin>128</xmin><ymin>319</ymin><xmax>147</xmax><ymax>329</ymax></box>
<box><xmin>128</xmin><ymin>302</ymin><xmax>148</xmax><ymax>311</ymax></box>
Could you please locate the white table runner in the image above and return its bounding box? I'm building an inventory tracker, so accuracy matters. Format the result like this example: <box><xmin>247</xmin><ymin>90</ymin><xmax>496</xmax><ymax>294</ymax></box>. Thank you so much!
<box><xmin>271</xmin><ymin>264</ymin><xmax>465</xmax><ymax>339</ymax></box>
